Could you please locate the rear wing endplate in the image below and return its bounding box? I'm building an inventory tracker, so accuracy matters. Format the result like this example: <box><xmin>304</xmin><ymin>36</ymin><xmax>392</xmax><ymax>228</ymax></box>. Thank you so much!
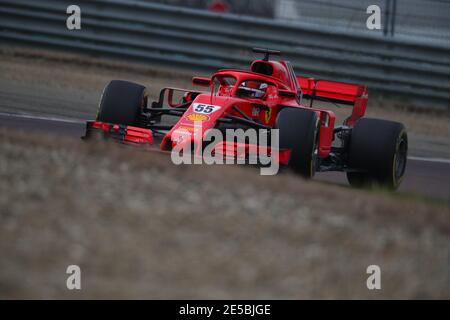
<box><xmin>297</xmin><ymin>77</ymin><xmax>369</xmax><ymax>126</ymax></box>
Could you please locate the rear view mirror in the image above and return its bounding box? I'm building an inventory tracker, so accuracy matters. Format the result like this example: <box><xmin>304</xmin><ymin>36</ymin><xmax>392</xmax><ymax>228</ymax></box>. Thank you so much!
<box><xmin>192</xmin><ymin>77</ymin><xmax>211</xmax><ymax>87</ymax></box>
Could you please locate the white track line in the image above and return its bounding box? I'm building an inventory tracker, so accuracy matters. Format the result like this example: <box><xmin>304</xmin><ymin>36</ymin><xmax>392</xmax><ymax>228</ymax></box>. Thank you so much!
<box><xmin>2</xmin><ymin>112</ymin><xmax>450</xmax><ymax>164</ymax></box>
<box><xmin>0</xmin><ymin>112</ymin><xmax>84</xmax><ymax>124</ymax></box>
<box><xmin>407</xmin><ymin>156</ymin><xmax>450</xmax><ymax>164</ymax></box>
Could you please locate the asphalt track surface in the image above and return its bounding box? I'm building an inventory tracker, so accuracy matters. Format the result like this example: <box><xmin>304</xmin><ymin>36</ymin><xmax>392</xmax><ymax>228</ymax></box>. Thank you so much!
<box><xmin>1</xmin><ymin>112</ymin><xmax>449</xmax><ymax>200</ymax></box>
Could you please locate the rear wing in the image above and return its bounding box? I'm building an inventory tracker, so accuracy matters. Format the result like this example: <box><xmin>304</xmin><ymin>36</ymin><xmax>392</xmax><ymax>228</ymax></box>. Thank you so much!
<box><xmin>297</xmin><ymin>77</ymin><xmax>368</xmax><ymax>126</ymax></box>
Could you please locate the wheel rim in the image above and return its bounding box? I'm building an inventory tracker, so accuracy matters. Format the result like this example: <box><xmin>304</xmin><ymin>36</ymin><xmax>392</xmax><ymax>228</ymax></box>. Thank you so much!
<box><xmin>310</xmin><ymin>123</ymin><xmax>320</xmax><ymax>176</ymax></box>
<box><xmin>394</xmin><ymin>133</ymin><xmax>407</xmax><ymax>181</ymax></box>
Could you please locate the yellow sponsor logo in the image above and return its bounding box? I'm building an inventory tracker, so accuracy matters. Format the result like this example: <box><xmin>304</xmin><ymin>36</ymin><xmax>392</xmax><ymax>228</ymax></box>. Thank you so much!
<box><xmin>264</xmin><ymin>108</ymin><xmax>272</xmax><ymax>124</ymax></box>
<box><xmin>177</xmin><ymin>125</ymin><xmax>195</xmax><ymax>133</ymax></box>
<box><xmin>187</xmin><ymin>113</ymin><xmax>209</xmax><ymax>121</ymax></box>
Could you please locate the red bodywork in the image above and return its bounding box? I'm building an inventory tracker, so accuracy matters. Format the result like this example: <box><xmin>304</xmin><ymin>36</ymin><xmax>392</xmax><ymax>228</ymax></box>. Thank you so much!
<box><xmin>85</xmin><ymin>57</ymin><xmax>368</xmax><ymax>165</ymax></box>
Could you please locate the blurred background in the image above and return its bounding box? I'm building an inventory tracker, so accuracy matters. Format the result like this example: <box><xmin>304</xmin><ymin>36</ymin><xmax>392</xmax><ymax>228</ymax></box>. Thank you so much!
<box><xmin>1</xmin><ymin>0</ymin><xmax>449</xmax><ymax>299</ymax></box>
<box><xmin>147</xmin><ymin>0</ymin><xmax>450</xmax><ymax>43</ymax></box>
<box><xmin>0</xmin><ymin>0</ymin><xmax>449</xmax><ymax>109</ymax></box>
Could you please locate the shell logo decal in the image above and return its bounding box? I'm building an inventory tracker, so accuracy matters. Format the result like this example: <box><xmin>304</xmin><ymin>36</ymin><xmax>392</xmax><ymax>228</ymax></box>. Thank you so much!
<box><xmin>187</xmin><ymin>113</ymin><xmax>209</xmax><ymax>121</ymax></box>
<box><xmin>264</xmin><ymin>108</ymin><xmax>272</xmax><ymax>124</ymax></box>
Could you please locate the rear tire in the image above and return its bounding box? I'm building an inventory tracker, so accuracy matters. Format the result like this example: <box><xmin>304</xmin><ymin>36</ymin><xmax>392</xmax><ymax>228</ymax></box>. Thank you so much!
<box><xmin>347</xmin><ymin>118</ymin><xmax>408</xmax><ymax>190</ymax></box>
<box><xmin>97</xmin><ymin>80</ymin><xmax>147</xmax><ymax>126</ymax></box>
<box><xmin>275</xmin><ymin>108</ymin><xmax>319</xmax><ymax>178</ymax></box>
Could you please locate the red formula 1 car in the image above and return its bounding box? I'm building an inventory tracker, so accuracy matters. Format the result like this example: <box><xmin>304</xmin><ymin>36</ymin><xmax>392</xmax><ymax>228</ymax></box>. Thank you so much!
<box><xmin>84</xmin><ymin>48</ymin><xmax>408</xmax><ymax>189</ymax></box>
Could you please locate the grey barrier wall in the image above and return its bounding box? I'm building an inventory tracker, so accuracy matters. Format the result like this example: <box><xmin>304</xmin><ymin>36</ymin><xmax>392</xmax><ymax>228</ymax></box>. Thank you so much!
<box><xmin>0</xmin><ymin>0</ymin><xmax>449</xmax><ymax>108</ymax></box>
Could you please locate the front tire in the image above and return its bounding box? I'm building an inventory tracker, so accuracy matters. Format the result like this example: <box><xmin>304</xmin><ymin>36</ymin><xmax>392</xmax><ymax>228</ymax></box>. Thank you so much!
<box><xmin>97</xmin><ymin>80</ymin><xmax>147</xmax><ymax>126</ymax></box>
<box><xmin>275</xmin><ymin>108</ymin><xmax>319</xmax><ymax>178</ymax></box>
<box><xmin>347</xmin><ymin>118</ymin><xmax>408</xmax><ymax>190</ymax></box>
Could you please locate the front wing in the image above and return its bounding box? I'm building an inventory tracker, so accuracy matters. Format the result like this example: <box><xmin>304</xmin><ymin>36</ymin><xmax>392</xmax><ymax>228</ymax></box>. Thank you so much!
<box><xmin>83</xmin><ymin>121</ymin><xmax>291</xmax><ymax>165</ymax></box>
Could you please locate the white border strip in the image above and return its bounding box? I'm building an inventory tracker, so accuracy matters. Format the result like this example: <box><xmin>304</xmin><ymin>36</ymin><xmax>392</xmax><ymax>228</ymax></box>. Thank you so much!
<box><xmin>0</xmin><ymin>112</ymin><xmax>84</xmax><ymax>124</ymax></box>
<box><xmin>408</xmin><ymin>156</ymin><xmax>450</xmax><ymax>164</ymax></box>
